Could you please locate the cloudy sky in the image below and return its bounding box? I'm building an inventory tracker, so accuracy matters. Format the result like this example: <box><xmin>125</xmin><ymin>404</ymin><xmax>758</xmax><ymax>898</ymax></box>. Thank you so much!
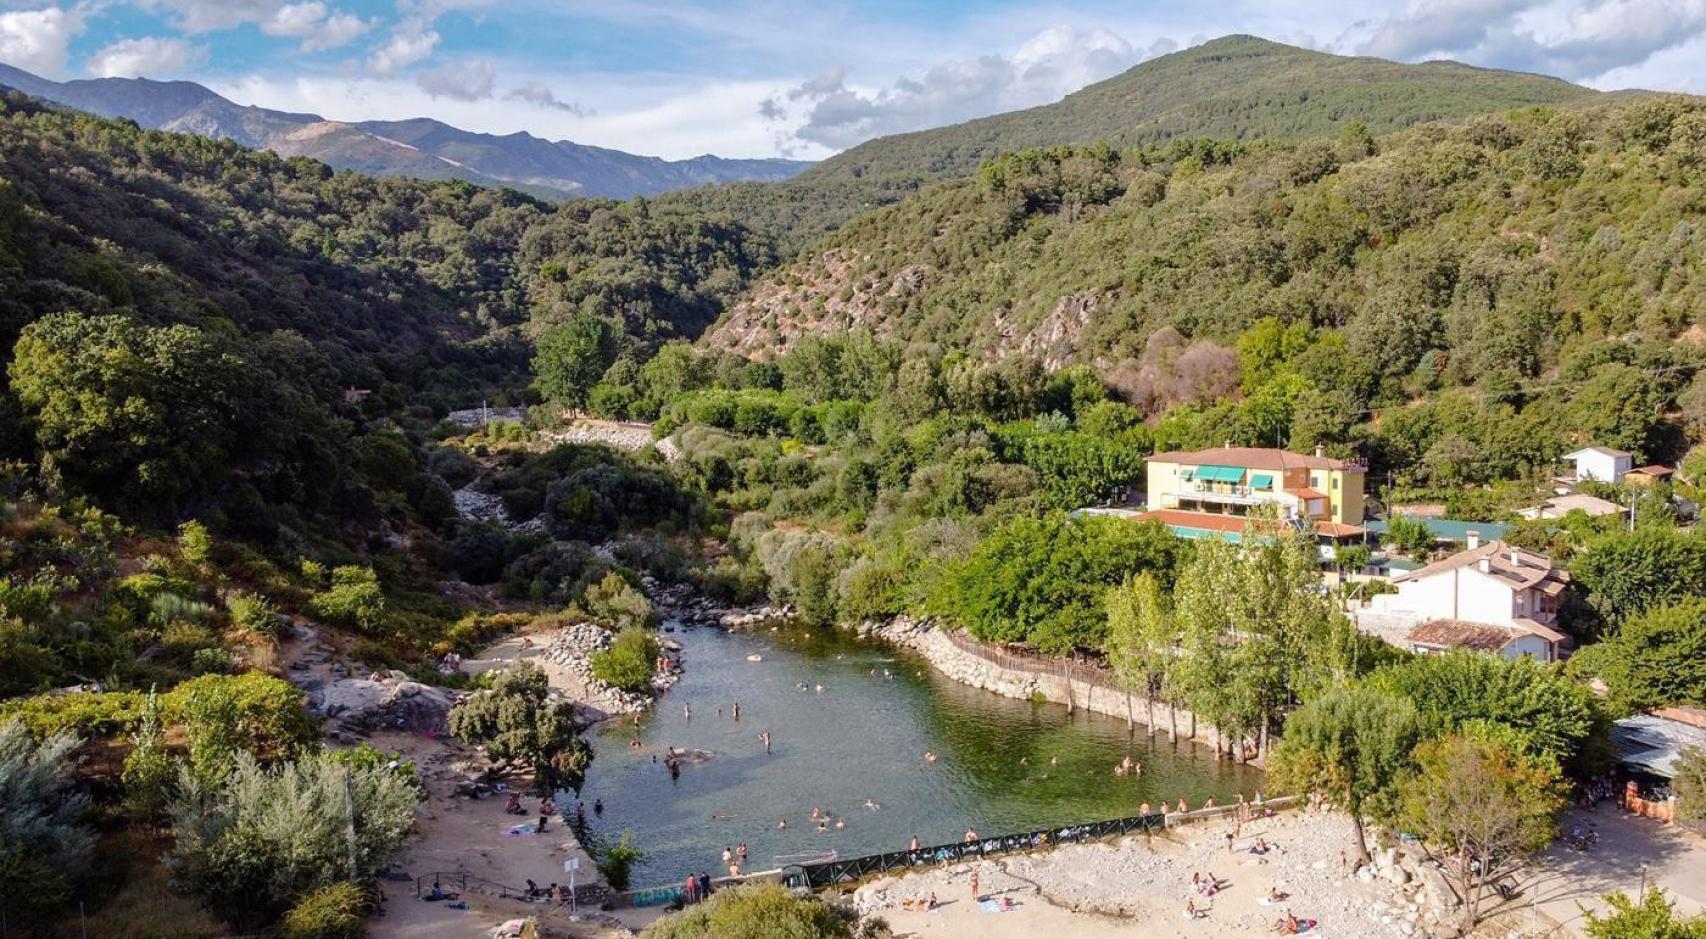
<box><xmin>1</xmin><ymin>0</ymin><xmax>1703</xmax><ymax>160</ymax></box>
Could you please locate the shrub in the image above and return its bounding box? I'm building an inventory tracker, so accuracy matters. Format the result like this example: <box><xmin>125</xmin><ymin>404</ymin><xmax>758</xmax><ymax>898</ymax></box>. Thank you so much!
<box><xmin>641</xmin><ymin>882</ymin><xmax>853</xmax><ymax>939</ymax></box>
<box><xmin>225</xmin><ymin>589</ymin><xmax>281</xmax><ymax>635</ymax></box>
<box><xmin>168</xmin><ymin>751</ymin><xmax>418</xmax><ymax>926</ymax></box>
<box><xmin>448</xmin><ymin>662</ymin><xmax>592</xmax><ymax>794</ymax></box>
<box><xmin>590</xmin><ymin>627</ymin><xmax>661</xmax><ymax>693</ymax></box>
<box><xmin>281</xmin><ymin>882</ymin><xmax>367</xmax><ymax>939</ymax></box>
<box><xmin>310</xmin><ymin>565</ymin><xmax>386</xmax><ymax>633</ymax></box>
<box><xmin>583</xmin><ymin>572</ymin><xmax>658</xmax><ymax>629</ymax></box>
<box><xmin>595</xmin><ymin>831</ymin><xmax>644</xmax><ymax>890</ymax></box>
<box><xmin>0</xmin><ymin>719</ymin><xmax>95</xmax><ymax>926</ymax></box>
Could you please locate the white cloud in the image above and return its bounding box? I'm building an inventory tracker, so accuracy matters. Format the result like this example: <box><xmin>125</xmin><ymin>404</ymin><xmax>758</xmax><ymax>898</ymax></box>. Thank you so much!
<box><xmin>416</xmin><ymin>57</ymin><xmax>494</xmax><ymax>100</ymax></box>
<box><xmin>368</xmin><ymin>18</ymin><xmax>437</xmax><ymax>74</ymax></box>
<box><xmin>141</xmin><ymin>0</ymin><xmax>288</xmax><ymax>34</ymax></box>
<box><xmin>770</xmin><ymin>24</ymin><xmax>1167</xmax><ymax>151</ymax></box>
<box><xmin>0</xmin><ymin>6</ymin><xmax>86</xmax><ymax>77</ymax></box>
<box><xmin>87</xmin><ymin>36</ymin><xmax>208</xmax><ymax>78</ymax></box>
<box><xmin>1359</xmin><ymin>0</ymin><xmax>1706</xmax><ymax>81</ymax></box>
<box><xmin>262</xmin><ymin>2</ymin><xmax>373</xmax><ymax>53</ymax></box>
<box><xmin>508</xmin><ymin>80</ymin><xmax>593</xmax><ymax>116</ymax></box>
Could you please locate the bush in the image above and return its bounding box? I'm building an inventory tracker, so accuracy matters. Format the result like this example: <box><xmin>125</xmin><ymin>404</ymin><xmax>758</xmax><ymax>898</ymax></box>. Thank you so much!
<box><xmin>595</xmin><ymin>831</ymin><xmax>644</xmax><ymax>890</ymax></box>
<box><xmin>583</xmin><ymin>572</ymin><xmax>658</xmax><ymax>629</ymax></box>
<box><xmin>168</xmin><ymin>751</ymin><xmax>418</xmax><ymax>926</ymax></box>
<box><xmin>310</xmin><ymin>565</ymin><xmax>386</xmax><ymax>633</ymax></box>
<box><xmin>590</xmin><ymin>626</ymin><xmax>661</xmax><ymax>693</ymax></box>
<box><xmin>0</xmin><ymin>719</ymin><xmax>95</xmax><ymax>926</ymax></box>
<box><xmin>642</xmin><ymin>882</ymin><xmax>853</xmax><ymax>939</ymax></box>
<box><xmin>281</xmin><ymin>882</ymin><xmax>367</xmax><ymax>939</ymax></box>
<box><xmin>448</xmin><ymin>662</ymin><xmax>592</xmax><ymax>795</ymax></box>
<box><xmin>225</xmin><ymin>590</ymin><xmax>281</xmax><ymax>635</ymax></box>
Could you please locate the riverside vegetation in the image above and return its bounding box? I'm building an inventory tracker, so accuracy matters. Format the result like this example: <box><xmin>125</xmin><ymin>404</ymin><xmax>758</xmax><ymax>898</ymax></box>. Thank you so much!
<box><xmin>1</xmin><ymin>33</ymin><xmax>1706</xmax><ymax>939</ymax></box>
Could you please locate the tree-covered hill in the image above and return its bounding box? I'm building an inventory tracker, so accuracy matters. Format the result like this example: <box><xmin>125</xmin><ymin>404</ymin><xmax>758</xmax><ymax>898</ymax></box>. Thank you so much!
<box><xmin>703</xmin><ymin>97</ymin><xmax>1706</xmax><ymax>465</ymax></box>
<box><xmin>656</xmin><ymin>36</ymin><xmax>1605</xmax><ymax>255</ymax></box>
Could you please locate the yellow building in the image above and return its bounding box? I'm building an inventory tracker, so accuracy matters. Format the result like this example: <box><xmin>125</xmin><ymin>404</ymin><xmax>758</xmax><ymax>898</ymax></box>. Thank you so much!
<box><xmin>1139</xmin><ymin>446</ymin><xmax>1366</xmax><ymax>541</ymax></box>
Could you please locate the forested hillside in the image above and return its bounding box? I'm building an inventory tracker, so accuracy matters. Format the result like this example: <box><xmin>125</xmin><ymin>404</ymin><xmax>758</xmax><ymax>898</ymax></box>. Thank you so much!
<box><xmin>666</xmin><ymin>35</ymin><xmax>1604</xmax><ymax>252</ymax></box>
<box><xmin>705</xmin><ymin>98</ymin><xmax>1706</xmax><ymax>472</ymax></box>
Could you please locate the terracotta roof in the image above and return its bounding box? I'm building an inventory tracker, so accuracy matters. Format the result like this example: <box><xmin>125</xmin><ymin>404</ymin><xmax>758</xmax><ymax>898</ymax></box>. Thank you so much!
<box><xmin>1134</xmin><ymin>510</ymin><xmax>1251</xmax><ymax>534</ymax></box>
<box><xmin>1292</xmin><ymin>487</ymin><xmax>1327</xmax><ymax>499</ymax></box>
<box><xmin>1391</xmin><ymin>540</ymin><xmax>1568</xmax><ymax>592</ymax></box>
<box><xmin>1316</xmin><ymin>522</ymin><xmax>1367</xmax><ymax>538</ymax></box>
<box><xmin>1627</xmin><ymin>465</ymin><xmax>1674</xmax><ymax>477</ymax></box>
<box><xmin>1514</xmin><ymin>617</ymin><xmax>1569</xmax><ymax>644</ymax></box>
<box><xmin>1148</xmin><ymin>446</ymin><xmax>1361</xmax><ymax>472</ymax></box>
<box><xmin>1408</xmin><ymin>620</ymin><xmax>1521</xmax><ymax>652</ymax></box>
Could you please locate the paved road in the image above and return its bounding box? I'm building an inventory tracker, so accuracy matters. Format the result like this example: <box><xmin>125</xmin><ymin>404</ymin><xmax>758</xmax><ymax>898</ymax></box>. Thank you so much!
<box><xmin>1505</xmin><ymin>808</ymin><xmax>1705</xmax><ymax>936</ymax></box>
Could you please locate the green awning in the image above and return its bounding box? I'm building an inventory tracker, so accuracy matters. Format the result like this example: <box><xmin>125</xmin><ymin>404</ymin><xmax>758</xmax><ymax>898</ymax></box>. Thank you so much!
<box><xmin>1194</xmin><ymin>465</ymin><xmax>1245</xmax><ymax>483</ymax></box>
<box><xmin>1249</xmin><ymin>473</ymin><xmax>1274</xmax><ymax>489</ymax></box>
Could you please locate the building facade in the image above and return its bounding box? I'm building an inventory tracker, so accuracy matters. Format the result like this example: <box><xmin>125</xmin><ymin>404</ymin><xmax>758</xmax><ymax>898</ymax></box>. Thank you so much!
<box><xmin>1368</xmin><ymin>534</ymin><xmax>1570</xmax><ymax>661</ymax></box>
<box><xmin>1139</xmin><ymin>446</ymin><xmax>1366</xmax><ymax>540</ymax></box>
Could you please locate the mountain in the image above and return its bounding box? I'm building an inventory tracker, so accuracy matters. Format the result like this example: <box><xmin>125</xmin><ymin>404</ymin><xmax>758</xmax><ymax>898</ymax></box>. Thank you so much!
<box><xmin>703</xmin><ymin>94</ymin><xmax>1706</xmax><ymax>388</ymax></box>
<box><xmin>0</xmin><ymin>61</ymin><xmax>812</xmax><ymax>199</ymax></box>
<box><xmin>801</xmin><ymin>36</ymin><xmax>1602</xmax><ymax>186</ymax></box>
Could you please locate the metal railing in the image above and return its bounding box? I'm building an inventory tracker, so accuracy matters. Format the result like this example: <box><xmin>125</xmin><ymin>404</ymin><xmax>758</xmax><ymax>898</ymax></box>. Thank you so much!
<box><xmin>783</xmin><ymin>813</ymin><xmax>1166</xmax><ymax>889</ymax></box>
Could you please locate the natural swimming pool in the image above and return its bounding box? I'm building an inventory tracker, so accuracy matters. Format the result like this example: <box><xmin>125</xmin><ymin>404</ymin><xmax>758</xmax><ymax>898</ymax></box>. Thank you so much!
<box><xmin>575</xmin><ymin>620</ymin><xmax>1260</xmax><ymax>888</ymax></box>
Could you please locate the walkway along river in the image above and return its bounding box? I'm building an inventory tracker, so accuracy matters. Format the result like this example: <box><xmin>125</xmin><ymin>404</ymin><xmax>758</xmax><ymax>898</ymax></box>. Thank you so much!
<box><xmin>575</xmin><ymin>619</ymin><xmax>1260</xmax><ymax>887</ymax></box>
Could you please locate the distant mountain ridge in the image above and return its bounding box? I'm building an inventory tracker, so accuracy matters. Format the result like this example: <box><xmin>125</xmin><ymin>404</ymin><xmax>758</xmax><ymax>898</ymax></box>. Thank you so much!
<box><xmin>801</xmin><ymin>35</ymin><xmax>1602</xmax><ymax>186</ymax></box>
<box><xmin>0</xmin><ymin>62</ymin><xmax>812</xmax><ymax>199</ymax></box>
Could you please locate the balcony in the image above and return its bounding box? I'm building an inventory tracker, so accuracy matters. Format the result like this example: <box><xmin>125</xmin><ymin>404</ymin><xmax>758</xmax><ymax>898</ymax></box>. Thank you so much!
<box><xmin>1168</xmin><ymin>484</ymin><xmax>1292</xmax><ymax>509</ymax></box>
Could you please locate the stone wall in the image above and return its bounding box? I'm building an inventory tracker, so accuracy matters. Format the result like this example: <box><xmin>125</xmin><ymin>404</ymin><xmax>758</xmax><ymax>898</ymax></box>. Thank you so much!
<box><xmin>864</xmin><ymin>617</ymin><xmax>1251</xmax><ymax>760</ymax></box>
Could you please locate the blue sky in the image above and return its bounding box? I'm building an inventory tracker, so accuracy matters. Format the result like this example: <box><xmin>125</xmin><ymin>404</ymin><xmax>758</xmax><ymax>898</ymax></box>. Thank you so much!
<box><xmin>1</xmin><ymin>0</ymin><xmax>1703</xmax><ymax>160</ymax></box>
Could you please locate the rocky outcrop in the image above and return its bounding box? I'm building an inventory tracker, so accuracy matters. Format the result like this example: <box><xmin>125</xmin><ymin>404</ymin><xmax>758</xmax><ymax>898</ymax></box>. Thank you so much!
<box><xmin>537</xmin><ymin>621</ymin><xmax>680</xmax><ymax>716</ymax></box>
<box><xmin>304</xmin><ymin>672</ymin><xmax>459</xmax><ymax>737</ymax></box>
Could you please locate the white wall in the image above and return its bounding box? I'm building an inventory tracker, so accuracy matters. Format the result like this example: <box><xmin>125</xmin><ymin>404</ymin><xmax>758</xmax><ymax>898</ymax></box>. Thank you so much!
<box><xmin>1501</xmin><ymin>634</ymin><xmax>1555</xmax><ymax>662</ymax></box>
<box><xmin>1388</xmin><ymin>567</ymin><xmax>1516</xmax><ymax>625</ymax></box>
<box><xmin>1573</xmin><ymin>451</ymin><xmax>1631</xmax><ymax>483</ymax></box>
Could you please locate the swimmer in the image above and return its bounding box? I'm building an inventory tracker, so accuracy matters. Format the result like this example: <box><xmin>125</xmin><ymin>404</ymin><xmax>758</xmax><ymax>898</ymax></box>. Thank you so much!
<box><xmin>924</xmin><ymin>751</ymin><xmax>938</xmax><ymax>763</ymax></box>
<box><xmin>778</xmin><ymin>818</ymin><xmax>788</xmax><ymax>829</ymax></box>
<box><xmin>797</xmin><ymin>682</ymin><xmax>808</xmax><ymax>691</ymax></box>
<box><xmin>908</xmin><ymin>835</ymin><xmax>921</xmax><ymax>851</ymax></box>
<box><xmin>1020</xmin><ymin>756</ymin><xmax>1029</xmax><ymax>766</ymax></box>
<box><xmin>1049</xmin><ymin>756</ymin><xmax>1059</xmax><ymax>766</ymax></box>
<box><xmin>814</xmin><ymin>684</ymin><xmax>825</xmax><ymax>694</ymax></box>
<box><xmin>760</xmin><ymin>731</ymin><xmax>772</xmax><ymax>754</ymax></box>
<box><xmin>732</xmin><ymin>702</ymin><xmax>740</xmax><ymax>721</ymax></box>
<box><xmin>684</xmin><ymin>703</ymin><xmax>692</xmax><ymax>720</ymax></box>
<box><xmin>864</xmin><ymin>799</ymin><xmax>880</xmax><ymax>811</ymax></box>
<box><xmin>811</xmin><ymin>806</ymin><xmax>822</xmax><ymax>820</ymax></box>
<box><xmin>835</xmin><ymin>817</ymin><xmax>845</xmax><ymax>829</ymax></box>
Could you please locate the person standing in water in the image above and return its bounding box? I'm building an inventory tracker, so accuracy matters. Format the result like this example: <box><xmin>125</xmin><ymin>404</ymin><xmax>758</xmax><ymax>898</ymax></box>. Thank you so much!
<box><xmin>760</xmin><ymin>731</ymin><xmax>772</xmax><ymax>754</ymax></box>
<box><xmin>684</xmin><ymin>702</ymin><xmax>691</xmax><ymax>721</ymax></box>
<box><xmin>731</xmin><ymin>701</ymin><xmax>741</xmax><ymax>721</ymax></box>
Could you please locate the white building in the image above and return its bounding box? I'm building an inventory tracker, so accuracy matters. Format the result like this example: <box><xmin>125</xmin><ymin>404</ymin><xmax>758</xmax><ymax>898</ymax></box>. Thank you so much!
<box><xmin>1563</xmin><ymin>446</ymin><xmax>1633</xmax><ymax>484</ymax></box>
<box><xmin>1368</xmin><ymin>533</ymin><xmax>1570</xmax><ymax>661</ymax></box>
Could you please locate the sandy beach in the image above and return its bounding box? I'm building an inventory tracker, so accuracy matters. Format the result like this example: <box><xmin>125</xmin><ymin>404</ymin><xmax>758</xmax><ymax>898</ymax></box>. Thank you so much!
<box><xmin>858</xmin><ymin>811</ymin><xmax>1428</xmax><ymax>939</ymax></box>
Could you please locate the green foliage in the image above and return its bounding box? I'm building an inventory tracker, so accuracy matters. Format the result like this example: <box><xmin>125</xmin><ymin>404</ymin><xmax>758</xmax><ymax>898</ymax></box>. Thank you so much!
<box><xmin>1269</xmin><ymin>686</ymin><xmax>1421</xmax><ymax>860</ymax></box>
<box><xmin>534</xmin><ymin>316</ymin><xmax>616</xmax><ymax>409</ymax></box>
<box><xmin>448</xmin><ymin>662</ymin><xmax>592</xmax><ymax>794</ymax></box>
<box><xmin>1397</xmin><ymin>734</ymin><xmax>1563</xmax><ymax>928</ymax></box>
<box><xmin>0</xmin><ymin>719</ymin><xmax>94</xmax><ymax>928</ymax></box>
<box><xmin>1571</xmin><ymin>528</ymin><xmax>1706</xmax><ymax>631</ymax></box>
<box><xmin>1382</xmin><ymin>515</ymin><xmax>1436</xmax><ymax>559</ymax></box>
<box><xmin>280</xmin><ymin>882</ymin><xmax>368</xmax><ymax>939</ymax></box>
<box><xmin>168</xmin><ymin>750</ymin><xmax>418</xmax><ymax>926</ymax></box>
<box><xmin>309</xmin><ymin>566</ymin><xmax>387</xmax><ymax>634</ymax></box>
<box><xmin>934</xmin><ymin>513</ymin><xmax>1184</xmax><ymax>652</ymax></box>
<box><xmin>123</xmin><ymin>689</ymin><xmax>177</xmax><ymax>817</ymax></box>
<box><xmin>174</xmin><ymin>672</ymin><xmax>318</xmax><ymax>786</ymax></box>
<box><xmin>1677</xmin><ymin>748</ymin><xmax>1706</xmax><ymax>825</ymax></box>
<box><xmin>1370</xmin><ymin>652</ymin><xmax>1603</xmax><ymax>775</ymax></box>
<box><xmin>641</xmin><ymin>882</ymin><xmax>853</xmax><ymax>939</ymax></box>
<box><xmin>590</xmin><ymin>626</ymin><xmax>662</xmax><ymax>694</ymax></box>
<box><xmin>583</xmin><ymin>573</ymin><xmax>659</xmax><ymax>630</ymax></box>
<box><xmin>594</xmin><ymin>831</ymin><xmax>644</xmax><ymax>891</ymax></box>
<box><xmin>1567</xmin><ymin>598</ymin><xmax>1706</xmax><ymax>712</ymax></box>
<box><xmin>225</xmin><ymin>590</ymin><xmax>281</xmax><ymax>636</ymax></box>
<box><xmin>1583</xmin><ymin>887</ymin><xmax>1706</xmax><ymax>939</ymax></box>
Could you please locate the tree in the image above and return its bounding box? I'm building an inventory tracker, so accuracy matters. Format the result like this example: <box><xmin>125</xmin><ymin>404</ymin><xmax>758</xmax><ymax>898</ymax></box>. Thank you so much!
<box><xmin>1567</xmin><ymin>598</ymin><xmax>1706</xmax><ymax>712</ymax></box>
<box><xmin>1572</xmin><ymin>528</ymin><xmax>1706</xmax><ymax>631</ymax></box>
<box><xmin>123</xmin><ymin>687</ymin><xmax>177</xmax><ymax>817</ymax></box>
<box><xmin>642</xmin><ymin>882</ymin><xmax>855</xmax><ymax>939</ymax></box>
<box><xmin>1583</xmin><ymin>887</ymin><xmax>1706</xmax><ymax>939</ymax></box>
<box><xmin>168</xmin><ymin>751</ymin><xmax>418</xmax><ymax>926</ymax></box>
<box><xmin>1677</xmin><ymin>747</ymin><xmax>1706</xmax><ymax>825</ymax></box>
<box><xmin>1383</xmin><ymin>515</ymin><xmax>1436</xmax><ymax>559</ymax></box>
<box><xmin>1398</xmin><ymin>734</ymin><xmax>1563</xmax><ymax>929</ymax></box>
<box><xmin>534</xmin><ymin>315</ymin><xmax>616</xmax><ymax>411</ymax></box>
<box><xmin>309</xmin><ymin>565</ymin><xmax>386</xmax><ymax>634</ymax></box>
<box><xmin>448</xmin><ymin>662</ymin><xmax>593</xmax><ymax>794</ymax></box>
<box><xmin>583</xmin><ymin>572</ymin><xmax>659</xmax><ymax>630</ymax></box>
<box><xmin>1268</xmin><ymin>685</ymin><xmax>1421</xmax><ymax>863</ymax></box>
<box><xmin>590</xmin><ymin>627</ymin><xmax>661</xmax><ymax>694</ymax></box>
<box><xmin>1371</xmin><ymin>651</ymin><xmax>1603</xmax><ymax>775</ymax></box>
<box><xmin>0</xmin><ymin>719</ymin><xmax>94</xmax><ymax>928</ymax></box>
<box><xmin>1106</xmin><ymin>572</ymin><xmax>1177</xmax><ymax>734</ymax></box>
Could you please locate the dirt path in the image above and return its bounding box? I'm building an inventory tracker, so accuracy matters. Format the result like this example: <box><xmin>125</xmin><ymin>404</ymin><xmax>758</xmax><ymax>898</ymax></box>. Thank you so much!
<box><xmin>1520</xmin><ymin>808</ymin><xmax>1706</xmax><ymax>935</ymax></box>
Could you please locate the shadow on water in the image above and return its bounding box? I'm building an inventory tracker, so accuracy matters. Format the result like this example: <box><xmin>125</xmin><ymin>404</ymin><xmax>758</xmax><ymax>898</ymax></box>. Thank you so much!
<box><xmin>574</xmin><ymin>620</ymin><xmax>1260</xmax><ymax>885</ymax></box>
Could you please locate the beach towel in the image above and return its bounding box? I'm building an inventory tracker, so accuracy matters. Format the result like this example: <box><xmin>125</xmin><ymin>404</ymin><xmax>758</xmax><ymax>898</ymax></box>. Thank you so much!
<box><xmin>505</xmin><ymin>824</ymin><xmax>539</xmax><ymax>836</ymax></box>
<box><xmin>979</xmin><ymin>899</ymin><xmax>1016</xmax><ymax>913</ymax></box>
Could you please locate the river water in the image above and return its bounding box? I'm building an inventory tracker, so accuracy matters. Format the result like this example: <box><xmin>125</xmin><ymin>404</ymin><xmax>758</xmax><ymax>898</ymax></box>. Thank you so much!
<box><xmin>575</xmin><ymin>620</ymin><xmax>1260</xmax><ymax>887</ymax></box>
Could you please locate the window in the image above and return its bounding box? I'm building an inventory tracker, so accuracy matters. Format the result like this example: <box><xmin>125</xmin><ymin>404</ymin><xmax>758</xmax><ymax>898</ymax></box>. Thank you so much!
<box><xmin>1331</xmin><ymin>478</ymin><xmax>1339</xmax><ymax>490</ymax></box>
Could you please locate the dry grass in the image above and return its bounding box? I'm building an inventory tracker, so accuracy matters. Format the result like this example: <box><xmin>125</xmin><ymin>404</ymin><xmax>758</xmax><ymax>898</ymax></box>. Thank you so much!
<box><xmin>52</xmin><ymin>829</ymin><xmax>226</xmax><ymax>939</ymax></box>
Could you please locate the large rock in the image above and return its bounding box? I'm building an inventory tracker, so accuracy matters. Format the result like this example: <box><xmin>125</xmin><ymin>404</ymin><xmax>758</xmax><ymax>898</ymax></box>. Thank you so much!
<box><xmin>308</xmin><ymin>676</ymin><xmax>456</xmax><ymax>735</ymax></box>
